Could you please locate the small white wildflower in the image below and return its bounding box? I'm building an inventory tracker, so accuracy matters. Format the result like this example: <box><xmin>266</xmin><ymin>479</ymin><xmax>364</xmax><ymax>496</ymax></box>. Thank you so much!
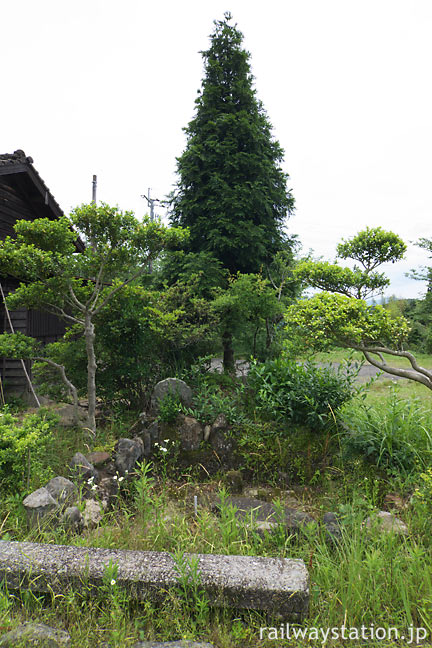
<box><xmin>87</xmin><ymin>476</ymin><xmax>94</xmax><ymax>484</ymax></box>
<box><xmin>113</xmin><ymin>475</ymin><xmax>118</xmax><ymax>481</ymax></box>
<box><xmin>110</xmin><ymin>579</ymin><xmax>116</xmax><ymax>586</ymax></box>
<box><xmin>118</xmin><ymin>476</ymin><xmax>124</xmax><ymax>483</ymax></box>
<box><xmin>164</xmin><ymin>439</ymin><xmax>170</xmax><ymax>443</ymax></box>
<box><xmin>160</xmin><ymin>447</ymin><xmax>168</xmax><ymax>453</ymax></box>
<box><xmin>91</xmin><ymin>484</ymin><xmax>97</xmax><ymax>491</ymax></box>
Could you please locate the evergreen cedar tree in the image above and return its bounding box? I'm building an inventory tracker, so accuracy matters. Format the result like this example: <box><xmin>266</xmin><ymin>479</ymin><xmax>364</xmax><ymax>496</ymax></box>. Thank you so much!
<box><xmin>169</xmin><ymin>13</ymin><xmax>294</xmax><ymax>275</ymax></box>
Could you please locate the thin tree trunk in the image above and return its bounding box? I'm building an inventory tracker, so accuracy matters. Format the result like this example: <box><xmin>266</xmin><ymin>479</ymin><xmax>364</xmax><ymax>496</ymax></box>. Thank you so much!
<box><xmin>265</xmin><ymin>318</ymin><xmax>272</xmax><ymax>350</ymax></box>
<box><xmin>84</xmin><ymin>312</ymin><xmax>97</xmax><ymax>432</ymax></box>
<box><xmin>35</xmin><ymin>357</ymin><xmax>79</xmax><ymax>426</ymax></box>
<box><xmin>253</xmin><ymin>325</ymin><xmax>259</xmax><ymax>358</ymax></box>
<box><xmin>222</xmin><ymin>330</ymin><xmax>235</xmax><ymax>374</ymax></box>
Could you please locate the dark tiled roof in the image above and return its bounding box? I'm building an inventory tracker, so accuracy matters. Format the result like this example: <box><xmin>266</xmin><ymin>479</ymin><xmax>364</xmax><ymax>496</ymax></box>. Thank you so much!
<box><xmin>0</xmin><ymin>149</ymin><xmax>63</xmax><ymax>218</ymax></box>
<box><xmin>0</xmin><ymin>149</ymin><xmax>33</xmax><ymax>166</ymax></box>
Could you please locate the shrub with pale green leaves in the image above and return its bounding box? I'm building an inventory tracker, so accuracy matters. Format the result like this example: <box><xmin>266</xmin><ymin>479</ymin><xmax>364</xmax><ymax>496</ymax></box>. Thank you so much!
<box><xmin>0</xmin><ymin>408</ymin><xmax>59</xmax><ymax>493</ymax></box>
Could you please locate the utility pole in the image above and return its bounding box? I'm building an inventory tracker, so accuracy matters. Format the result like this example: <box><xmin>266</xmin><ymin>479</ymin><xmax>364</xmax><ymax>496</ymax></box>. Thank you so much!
<box><xmin>92</xmin><ymin>175</ymin><xmax>97</xmax><ymax>204</ymax></box>
<box><xmin>141</xmin><ymin>188</ymin><xmax>161</xmax><ymax>273</ymax></box>
<box><xmin>141</xmin><ymin>188</ymin><xmax>158</xmax><ymax>222</ymax></box>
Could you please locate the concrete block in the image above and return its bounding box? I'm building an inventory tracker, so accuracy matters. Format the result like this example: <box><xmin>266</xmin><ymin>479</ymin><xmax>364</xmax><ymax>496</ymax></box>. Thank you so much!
<box><xmin>0</xmin><ymin>541</ymin><xmax>308</xmax><ymax>620</ymax></box>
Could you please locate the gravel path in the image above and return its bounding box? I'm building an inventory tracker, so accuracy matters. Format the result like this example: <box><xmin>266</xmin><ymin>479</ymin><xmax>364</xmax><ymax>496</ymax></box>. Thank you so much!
<box><xmin>210</xmin><ymin>358</ymin><xmax>404</xmax><ymax>381</ymax></box>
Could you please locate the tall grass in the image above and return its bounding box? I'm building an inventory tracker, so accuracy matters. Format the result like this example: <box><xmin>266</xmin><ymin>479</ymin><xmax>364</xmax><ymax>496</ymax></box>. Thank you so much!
<box><xmin>2</xmin><ymin>477</ymin><xmax>432</xmax><ymax>647</ymax></box>
<box><xmin>339</xmin><ymin>388</ymin><xmax>432</xmax><ymax>476</ymax></box>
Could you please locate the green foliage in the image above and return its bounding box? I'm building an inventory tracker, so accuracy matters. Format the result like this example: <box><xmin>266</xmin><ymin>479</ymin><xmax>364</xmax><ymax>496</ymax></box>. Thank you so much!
<box><xmin>33</xmin><ymin>281</ymin><xmax>217</xmax><ymax>408</ymax></box>
<box><xmin>0</xmin><ymin>332</ymin><xmax>40</xmax><ymax>360</ymax></box>
<box><xmin>295</xmin><ymin>228</ymin><xmax>406</xmax><ymax>301</ymax></box>
<box><xmin>248</xmin><ymin>357</ymin><xmax>358</xmax><ymax>431</ymax></box>
<box><xmin>285</xmin><ymin>292</ymin><xmax>410</xmax><ymax>351</ymax></box>
<box><xmin>0</xmin><ymin>203</ymin><xmax>188</xmax><ymax>430</ymax></box>
<box><xmin>295</xmin><ymin>259</ymin><xmax>390</xmax><ymax>300</ymax></box>
<box><xmin>170</xmin><ymin>549</ymin><xmax>209</xmax><ymax>630</ymax></box>
<box><xmin>33</xmin><ymin>335</ymin><xmax>88</xmax><ymax>401</ymax></box>
<box><xmin>339</xmin><ymin>389</ymin><xmax>432</xmax><ymax>475</ymax></box>
<box><xmin>0</xmin><ymin>408</ymin><xmax>59</xmax><ymax>493</ymax></box>
<box><xmin>157</xmin><ymin>393</ymin><xmax>183</xmax><ymax>424</ymax></box>
<box><xmin>182</xmin><ymin>378</ymin><xmax>247</xmax><ymax>426</ymax></box>
<box><xmin>212</xmin><ymin>272</ymin><xmax>282</xmax><ymax>357</ymax></box>
<box><xmin>234</xmin><ymin>421</ymin><xmax>293</xmax><ymax>483</ymax></box>
<box><xmin>170</xmin><ymin>13</ymin><xmax>294</xmax><ymax>275</ymax></box>
<box><xmin>413</xmin><ymin>466</ymin><xmax>432</xmax><ymax>512</ymax></box>
<box><xmin>337</xmin><ymin>226</ymin><xmax>407</xmax><ymax>272</ymax></box>
<box><xmin>157</xmin><ymin>250</ymin><xmax>227</xmax><ymax>298</ymax></box>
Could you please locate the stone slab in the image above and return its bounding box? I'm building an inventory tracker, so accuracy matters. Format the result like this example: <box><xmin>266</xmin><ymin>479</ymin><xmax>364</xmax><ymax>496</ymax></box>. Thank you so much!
<box><xmin>132</xmin><ymin>643</ymin><xmax>214</xmax><ymax>648</ymax></box>
<box><xmin>0</xmin><ymin>541</ymin><xmax>308</xmax><ymax>620</ymax></box>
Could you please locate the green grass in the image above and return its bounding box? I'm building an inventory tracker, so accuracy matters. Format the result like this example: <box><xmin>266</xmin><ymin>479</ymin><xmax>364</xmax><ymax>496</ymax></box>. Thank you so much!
<box><xmin>2</xmin><ymin>369</ymin><xmax>432</xmax><ymax>646</ymax></box>
<box><xmin>1</xmin><ymin>478</ymin><xmax>432</xmax><ymax>647</ymax></box>
<box><xmin>310</xmin><ymin>346</ymin><xmax>432</xmax><ymax>372</ymax></box>
<box><xmin>311</xmin><ymin>347</ymin><xmax>432</xmax><ymax>407</ymax></box>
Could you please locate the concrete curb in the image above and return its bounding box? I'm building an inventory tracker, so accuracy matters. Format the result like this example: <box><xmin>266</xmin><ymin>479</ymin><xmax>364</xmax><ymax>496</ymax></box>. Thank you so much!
<box><xmin>0</xmin><ymin>541</ymin><xmax>309</xmax><ymax>620</ymax></box>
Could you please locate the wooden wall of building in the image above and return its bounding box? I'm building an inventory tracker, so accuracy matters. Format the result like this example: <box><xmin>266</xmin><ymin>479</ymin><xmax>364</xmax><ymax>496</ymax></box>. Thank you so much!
<box><xmin>0</xmin><ymin>179</ymin><xmax>34</xmax><ymax>240</ymax></box>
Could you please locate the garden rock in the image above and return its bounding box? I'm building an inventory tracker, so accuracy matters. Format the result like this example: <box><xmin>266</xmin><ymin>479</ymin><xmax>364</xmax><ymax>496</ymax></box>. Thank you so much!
<box><xmin>209</xmin><ymin>428</ymin><xmax>234</xmax><ymax>462</ymax></box>
<box><xmin>83</xmin><ymin>499</ymin><xmax>103</xmax><ymax>527</ymax></box>
<box><xmin>69</xmin><ymin>452</ymin><xmax>99</xmax><ymax>483</ymax></box>
<box><xmin>45</xmin><ymin>476</ymin><xmax>77</xmax><ymax>506</ymax></box>
<box><xmin>114</xmin><ymin>437</ymin><xmax>145</xmax><ymax>475</ymax></box>
<box><xmin>52</xmin><ymin>402</ymin><xmax>87</xmax><ymax>428</ymax></box>
<box><xmin>177</xmin><ymin>415</ymin><xmax>203</xmax><ymax>451</ymax></box>
<box><xmin>99</xmin><ymin>476</ymin><xmax>120</xmax><ymax>505</ymax></box>
<box><xmin>132</xmin><ymin>642</ymin><xmax>214</xmax><ymax>648</ymax></box>
<box><xmin>0</xmin><ymin>622</ymin><xmax>71</xmax><ymax>647</ymax></box>
<box><xmin>223</xmin><ymin>469</ymin><xmax>243</xmax><ymax>494</ymax></box>
<box><xmin>322</xmin><ymin>511</ymin><xmax>342</xmax><ymax>543</ymax></box>
<box><xmin>61</xmin><ymin>506</ymin><xmax>84</xmax><ymax>531</ymax></box>
<box><xmin>23</xmin><ymin>488</ymin><xmax>58</xmax><ymax>528</ymax></box>
<box><xmin>208</xmin><ymin>413</ymin><xmax>234</xmax><ymax>461</ymax></box>
<box><xmin>211</xmin><ymin>495</ymin><xmax>315</xmax><ymax>535</ymax></box>
<box><xmin>86</xmin><ymin>451</ymin><xmax>111</xmax><ymax>467</ymax></box>
<box><xmin>147</xmin><ymin>420</ymin><xmax>160</xmax><ymax>444</ymax></box>
<box><xmin>151</xmin><ymin>378</ymin><xmax>193</xmax><ymax>411</ymax></box>
<box><xmin>128</xmin><ymin>419</ymin><xmax>153</xmax><ymax>457</ymax></box>
<box><xmin>365</xmin><ymin>511</ymin><xmax>408</xmax><ymax>535</ymax></box>
<box><xmin>210</xmin><ymin>412</ymin><xmax>228</xmax><ymax>434</ymax></box>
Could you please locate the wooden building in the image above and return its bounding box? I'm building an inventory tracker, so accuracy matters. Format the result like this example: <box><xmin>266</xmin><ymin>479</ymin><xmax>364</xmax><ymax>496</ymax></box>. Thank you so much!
<box><xmin>0</xmin><ymin>150</ymin><xmax>82</xmax><ymax>395</ymax></box>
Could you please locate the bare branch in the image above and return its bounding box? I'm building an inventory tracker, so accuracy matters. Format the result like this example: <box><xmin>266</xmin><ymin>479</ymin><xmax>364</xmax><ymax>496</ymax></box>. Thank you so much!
<box><xmin>34</xmin><ymin>356</ymin><xmax>80</xmax><ymax>424</ymax></box>
<box><xmin>348</xmin><ymin>344</ymin><xmax>432</xmax><ymax>390</ymax></box>
<box><xmin>86</xmin><ymin>258</ymin><xmax>107</xmax><ymax>309</ymax></box>
<box><xmin>92</xmin><ymin>263</ymin><xmax>149</xmax><ymax>315</ymax></box>
<box><xmin>68</xmin><ymin>283</ymin><xmax>85</xmax><ymax>311</ymax></box>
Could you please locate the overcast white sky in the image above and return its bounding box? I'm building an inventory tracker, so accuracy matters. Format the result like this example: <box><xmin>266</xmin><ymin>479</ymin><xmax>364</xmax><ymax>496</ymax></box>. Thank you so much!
<box><xmin>2</xmin><ymin>0</ymin><xmax>431</xmax><ymax>297</ymax></box>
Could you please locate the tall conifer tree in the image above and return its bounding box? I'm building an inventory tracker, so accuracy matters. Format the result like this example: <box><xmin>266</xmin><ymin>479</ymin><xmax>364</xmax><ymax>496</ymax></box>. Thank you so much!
<box><xmin>170</xmin><ymin>13</ymin><xmax>294</xmax><ymax>276</ymax></box>
<box><xmin>170</xmin><ymin>13</ymin><xmax>294</xmax><ymax>370</ymax></box>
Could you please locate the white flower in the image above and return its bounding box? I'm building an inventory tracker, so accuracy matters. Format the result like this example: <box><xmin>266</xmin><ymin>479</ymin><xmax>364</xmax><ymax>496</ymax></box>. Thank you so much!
<box><xmin>118</xmin><ymin>476</ymin><xmax>124</xmax><ymax>483</ymax></box>
<box><xmin>113</xmin><ymin>475</ymin><xmax>118</xmax><ymax>481</ymax></box>
<box><xmin>164</xmin><ymin>439</ymin><xmax>170</xmax><ymax>443</ymax></box>
<box><xmin>87</xmin><ymin>476</ymin><xmax>94</xmax><ymax>484</ymax></box>
<box><xmin>160</xmin><ymin>447</ymin><xmax>168</xmax><ymax>453</ymax></box>
<box><xmin>110</xmin><ymin>579</ymin><xmax>116</xmax><ymax>586</ymax></box>
<box><xmin>91</xmin><ymin>484</ymin><xmax>97</xmax><ymax>491</ymax></box>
